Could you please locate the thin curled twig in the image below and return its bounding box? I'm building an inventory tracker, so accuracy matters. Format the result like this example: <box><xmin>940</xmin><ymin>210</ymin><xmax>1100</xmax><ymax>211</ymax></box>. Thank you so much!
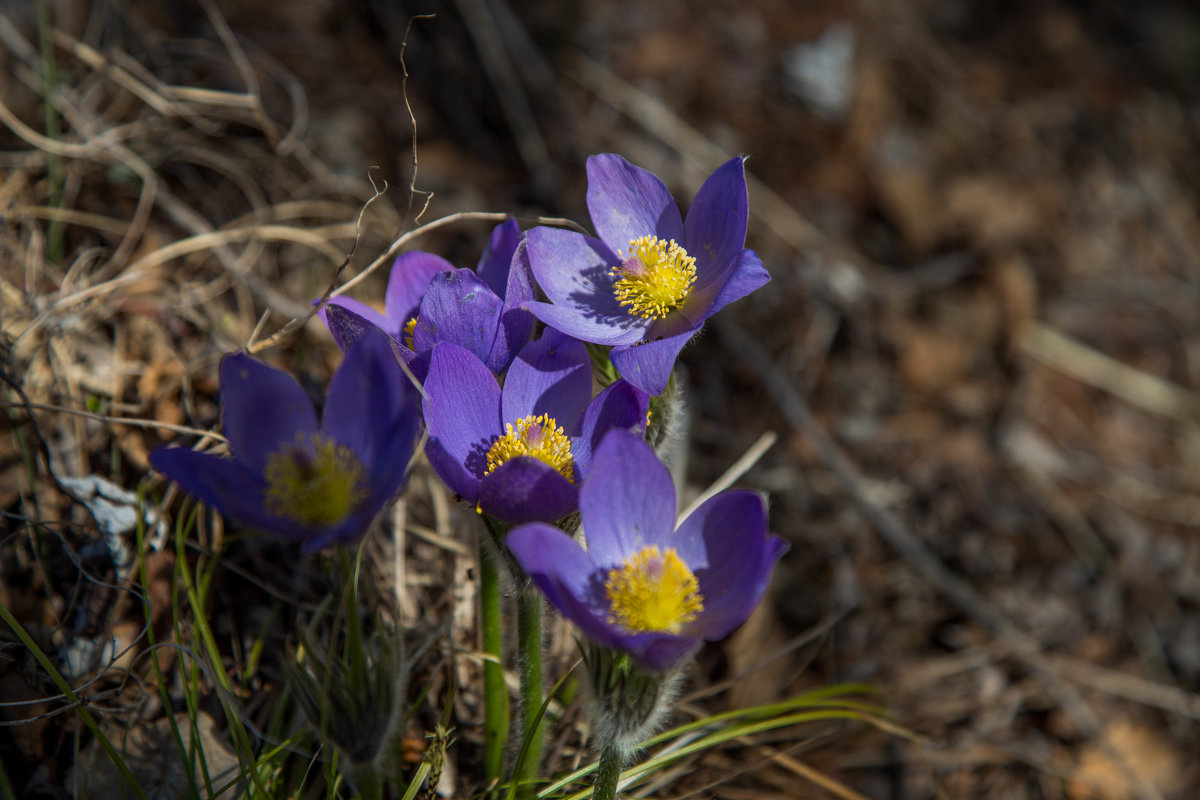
<box><xmin>332</xmin><ymin>210</ymin><xmax>585</xmax><ymax>300</ymax></box>
<box><xmin>246</xmin><ymin>175</ymin><xmax>391</xmax><ymax>354</ymax></box>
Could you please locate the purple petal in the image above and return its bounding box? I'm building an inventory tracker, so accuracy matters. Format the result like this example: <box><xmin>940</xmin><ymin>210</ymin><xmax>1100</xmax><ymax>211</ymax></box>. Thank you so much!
<box><xmin>219</xmin><ymin>353</ymin><xmax>318</xmax><ymax>474</ymax></box>
<box><xmin>623</xmin><ymin>633</ymin><xmax>703</xmax><ymax>673</ymax></box>
<box><xmin>688</xmin><ymin>248</ymin><xmax>770</xmax><ymax>321</ymax></box>
<box><xmin>610</xmin><ymin>328</ymin><xmax>696</xmax><ymax>396</ymax></box>
<box><xmin>645</xmin><ymin>305</ymin><xmax>702</xmax><ymax>339</ymax></box>
<box><xmin>507</xmin><ymin>524</ymin><xmax>622</xmax><ymax>647</ymax></box>
<box><xmin>523</xmin><ymin>300</ymin><xmax>648</xmax><ymax>347</ymax></box>
<box><xmin>412</xmin><ymin>269</ymin><xmax>503</xmax><ymax>365</ymax></box>
<box><xmin>301</xmin><ymin>504</ymin><xmax>384</xmax><ymax>553</ymax></box>
<box><xmin>149</xmin><ymin>448</ymin><xmax>308</xmax><ymax>540</ymax></box>
<box><xmin>580</xmin><ymin>431</ymin><xmax>677</xmax><ymax>569</ymax></box>
<box><xmin>421</xmin><ymin>343</ymin><xmax>502</xmax><ymax>500</ymax></box>
<box><xmin>402</xmin><ymin>348</ymin><xmax>432</xmax><ymax>384</ymax></box>
<box><xmin>684</xmin><ymin>157</ymin><xmax>749</xmax><ymax>295</ymax></box>
<box><xmin>322</xmin><ymin>326</ymin><xmax>419</xmax><ymax>483</ymax></box>
<box><xmin>477</xmin><ymin>457</ymin><xmax>579</xmax><ymax>524</ymax></box>
<box><xmin>476</xmin><ymin>218</ymin><xmax>522</xmax><ymax>298</ymax></box>
<box><xmin>322</xmin><ymin>303</ymin><xmax>390</xmax><ymax>354</ymax></box>
<box><xmin>385</xmin><ymin>251</ymin><xmax>455</xmax><ymax>322</ymax></box>
<box><xmin>524</xmin><ymin>227</ymin><xmax>643</xmax><ymax>333</ymax></box>
<box><xmin>501</xmin><ymin>329</ymin><xmax>592</xmax><ymax>432</ymax></box>
<box><xmin>672</xmin><ymin>491</ymin><xmax>763</xmax><ymax>568</ymax></box>
<box><xmin>700</xmin><ymin>532</ymin><xmax>787</xmax><ymax>641</ymax></box>
<box><xmin>673</xmin><ymin>491</ymin><xmax>787</xmax><ymax>641</ymax></box>
<box><xmin>486</xmin><ymin>239</ymin><xmax>536</xmax><ymax>373</ymax></box>
<box><xmin>586</xmin><ymin>154</ymin><xmax>684</xmax><ymax>250</ymax></box>
<box><xmin>571</xmin><ymin>380</ymin><xmax>650</xmax><ymax>478</ymax></box>
<box><xmin>399</xmin><ymin>347</ymin><xmax>431</xmax><ymax>384</ymax></box>
<box><xmin>320</xmin><ymin>297</ymin><xmax>395</xmax><ymax>341</ymax></box>
<box><xmin>501</xmin><ymin>238</ymin><xmax>536</xmax><ymax>307</ymax></box>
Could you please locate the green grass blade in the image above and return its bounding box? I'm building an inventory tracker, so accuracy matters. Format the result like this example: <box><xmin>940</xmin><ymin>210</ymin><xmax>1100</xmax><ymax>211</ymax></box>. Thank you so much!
<box><xmin>536</xmin><ymin>682</ymin><xmax>880</xmax><ymax>798</ymax></box>
<box><xmin>505</xmin><ymin>660</ymin><xmax>580</xmax><ymax>800</ymax></box>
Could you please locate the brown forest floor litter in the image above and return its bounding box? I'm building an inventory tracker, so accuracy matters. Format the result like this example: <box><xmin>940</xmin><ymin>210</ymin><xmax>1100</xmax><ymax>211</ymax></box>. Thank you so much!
<box><xmin>3</xmin><ymin>0</ymin><xmax>1200</xmax><ymax>797</ymax></box>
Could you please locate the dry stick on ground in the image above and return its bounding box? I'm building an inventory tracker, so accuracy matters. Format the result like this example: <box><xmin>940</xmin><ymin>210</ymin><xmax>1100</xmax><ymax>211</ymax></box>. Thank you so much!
<box><xmin>198</xmin><ymin>0</ymin><xmax>283</xmax><ymax>149</ymax></box>
<box><xmin>0</xmin><ymin>90</ymin><xmax>158</xmax><ymax>287</ymax></box>
<box><xmin>330</xmin><ymin>210</ymin><xmax>585</xmax><ymax>300</ymax></box>
<box><xmin>391</xmin><ymin>496</ymin><xmax>418</xmax><ymax>625</ymax></box>
<box><xmin>0</xmin><ymin>34</ymin><xmax>333</xmax><ymax>330</ymax></box>
<box><xmin>455</xmin><ymin>0</ymin><xmax>555</xmax><ymax>193</ymax></box>
<box><xmin>677</xmin><ymin>430</ymin><xmax>777</xmax><ymax>523</ymax></box>
<box><xmin>8</xmin><ymin>402</ymin><xmax>228</xmax><ymax>445</ymax></box>
<box><xmin>717</xmin><ymin>318</ymin><xmax>1180</xmax><ymax>800</ymax></box>
<box><xmin>1023</xmin><ymin>322</ymin><xmax>1200</xmax><ymax>423</ymax></box>
<box><xmin>752</xmin><ymin>745</ymin><xmax>871</xmax><ymax>800</ymax></box>
<box><xmin>1046</xmin><ymin>652</ymin><xmax>1200</xmax><ymax>721</ymax></box>
<box><xmin>56</xmin><ymin>12</ymin><xmax>379</xmax><ymax>334</ymax></box>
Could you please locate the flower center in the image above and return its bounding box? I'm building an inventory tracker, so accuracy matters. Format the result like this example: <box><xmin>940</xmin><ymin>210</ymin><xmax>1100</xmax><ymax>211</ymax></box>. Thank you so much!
<box><xmin>485</xmin><ymin>414</ymin><xmax>575</xmax><ymax>483</ymax></box>
<box><xmin>611</xmin><ymin>235</ymin><xmax>697</xmax><ymax>320</ymax></box>
<box><xmin>605</xmin><ymin>545</ymin><xmax>704</xmax><ymax>634</ymax></box>
<box><xmin>402</xmin><ymin>316</ymin><xmax>418</xmax><ymax>351</ymax></box>
<box><xmin>263</xmin><ymin>432</ymin><xmax>368</xmax><ymax>527</ymax></box>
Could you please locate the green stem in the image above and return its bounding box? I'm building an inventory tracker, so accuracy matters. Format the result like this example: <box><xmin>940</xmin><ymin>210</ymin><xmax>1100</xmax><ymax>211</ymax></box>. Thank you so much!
<box><xmin>592</xmin><ymin>744</ymin><xmax>623</xmax><ymax>800</ymax></box>
<box><xmin>586</xmin><ymin>342</ymin><xmax>618</xmax><ymax>386</ymax></box>
<box><xmin>515</xmin><ymin>586</ymin><xmax>544</xmax><ymax>797</ymax></box>
<box><xmin>479</xmin><ymin>537</ymin><xmax>508</xmax><ymax>786</ymax></box>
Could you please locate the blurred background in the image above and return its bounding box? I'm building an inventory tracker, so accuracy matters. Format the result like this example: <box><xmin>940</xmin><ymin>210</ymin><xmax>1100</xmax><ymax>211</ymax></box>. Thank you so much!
<box><xmin>3</xmin><ymin>0</ymin><xmax>1200</xmax><ymax>797</ymax></box>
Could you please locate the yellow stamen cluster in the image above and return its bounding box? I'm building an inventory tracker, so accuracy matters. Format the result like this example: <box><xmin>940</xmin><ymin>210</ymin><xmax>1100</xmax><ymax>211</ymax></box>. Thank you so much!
<box><xmin>263</xmin><ymin>432</ymin><xmax>367</xmax><ymax>527</ymax></box>
<box><xmin>611</xmin><ymin>235</ymin><xmax>697</xmax><ymax>320</ymax></box>
<box><xmin>605</xmin><ymin>545</ymin><xmax>704</xmax><ymax>634</ymax></box>
<box><xmin>484</xmin><ymin>414</ymin><xmax>575</xmax><ymax>483</ymax></box>
<box><xmin>402</xmin><ymin>316</ymin><xmax>418</xmax><ymax>351</ymax></box>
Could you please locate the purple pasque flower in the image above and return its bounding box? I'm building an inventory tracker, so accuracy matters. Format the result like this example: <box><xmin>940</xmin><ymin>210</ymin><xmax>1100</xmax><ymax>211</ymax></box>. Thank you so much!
<box><xmin>149</xmin><ymin>327</ymin><xmax>420</xmax><ymax>552</ymax></box>
<box><xmin>321</xmin><ymin>250</ymin><xmax>451</xmax><ymax>346</ymax></box>
<box><xmin>322</xmin><ymin>219</ymin><xmax>534</xmax><ymax>379</ymax></box>
<box><xmin>506</xmin><ymin>430</ymin><xmax>786</xmax><ymax>672</ymax></box>
<box><xmin>421</xmin><ymin>328</ymin><xmax>650</xmax><ymax>525</ymax></box>
<box><xmin>522</xmin><ymin>154</ymin><xmax>769</xmax><ymax>396</ymax></box>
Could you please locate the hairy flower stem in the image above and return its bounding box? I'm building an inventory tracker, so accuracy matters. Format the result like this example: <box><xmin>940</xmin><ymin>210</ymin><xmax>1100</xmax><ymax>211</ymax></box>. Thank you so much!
<box><xmin>592</xmin><ymin>743</ymin><xmax>623</xmax><ymax>800</ymax></box>
<box><xmin>586</xmin><ymin>342</ymin><xmax>619</xmax><ymax>386</ymax></box>
<box><xmin>479</xmin><ymin>538</ymin><xmax>508</xmax><ymax>786</ymax></box>
<box><xmin>515</xmin><ymin>586</ymin><xmax>544</xmax><ymax>797</ymax></box>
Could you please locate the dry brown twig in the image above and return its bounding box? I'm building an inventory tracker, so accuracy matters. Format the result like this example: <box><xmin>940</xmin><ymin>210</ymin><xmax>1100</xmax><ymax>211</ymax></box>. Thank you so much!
<box><xmin>330</xmin><ymin>210</ymin><xmax>586</xmax><ymax>300</ymax></box>
<box><xmin>244</xmin><ymin>174</ymin><xmax>391</xmax><ymax>353</ymax></box>
<box><xmin>455</xmin><ymin>0</ymin><xmax>553</xmax><ymax>189</ymax></box>
<box><xmin>1022</xmin><ymin>322</ymin><xmax>1200</xmax><ymax>423</ymax></box>
<box><xmin>678</xmin><ymin>430</ymin><xmax>777</xmax><ymax>523</ymax></box>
